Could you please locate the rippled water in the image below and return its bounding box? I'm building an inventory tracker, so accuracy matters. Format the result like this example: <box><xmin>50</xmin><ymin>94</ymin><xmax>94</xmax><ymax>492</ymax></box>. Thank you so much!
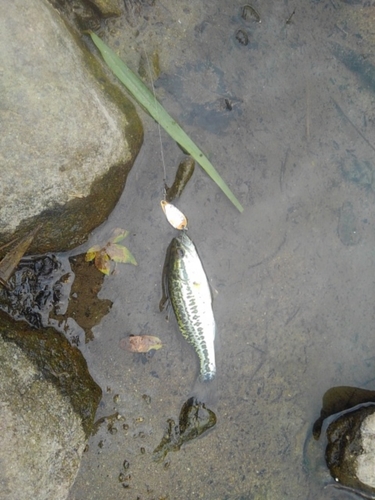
<box><xmin>68</xmin><ymin>1</ymin><xmax>375</xmax><ymax>498</ymax></box>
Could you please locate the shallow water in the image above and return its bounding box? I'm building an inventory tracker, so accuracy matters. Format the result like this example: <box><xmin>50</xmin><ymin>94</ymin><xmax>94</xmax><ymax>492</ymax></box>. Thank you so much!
<box><xmin>68</xmin><ymin>1</ymin><xmax>375</xmax><ymax>498</ymax></box>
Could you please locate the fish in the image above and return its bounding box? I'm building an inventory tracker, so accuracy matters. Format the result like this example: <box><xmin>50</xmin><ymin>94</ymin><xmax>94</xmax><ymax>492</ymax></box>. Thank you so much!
<box><xmin>160</xmin><ymin>231</ymin><xmax>216</xmax><ymax>382</ymax></box>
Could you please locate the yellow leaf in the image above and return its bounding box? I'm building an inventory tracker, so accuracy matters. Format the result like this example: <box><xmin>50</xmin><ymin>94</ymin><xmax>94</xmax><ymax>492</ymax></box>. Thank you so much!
<box><xmin>85</xmin><ymin>229</ymin><xmax>137</xmax><ymax>272</ymax></box>
<box><xmin>85</xmin><ymin>245</ymin><xmax>101</xmax><ymax>262</ymax></box>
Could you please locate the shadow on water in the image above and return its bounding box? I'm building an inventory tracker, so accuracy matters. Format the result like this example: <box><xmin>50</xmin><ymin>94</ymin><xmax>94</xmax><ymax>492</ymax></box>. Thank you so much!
<box><xmin>7</xmin><ymin>0</ymin><xmax>375</xmax><ymax>498</ymax></box>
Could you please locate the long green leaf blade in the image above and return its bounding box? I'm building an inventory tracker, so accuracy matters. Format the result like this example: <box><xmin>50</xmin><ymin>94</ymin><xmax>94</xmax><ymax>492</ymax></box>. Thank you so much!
<box><xmin>89</xmin><ymin>31</ymin><xmax>243</xmax><ymax>213</ymax></box>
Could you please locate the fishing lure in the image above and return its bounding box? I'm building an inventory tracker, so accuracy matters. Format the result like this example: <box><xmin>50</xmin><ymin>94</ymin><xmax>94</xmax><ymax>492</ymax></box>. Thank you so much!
<box><xmin>160</xmin><ymin>200</ymin><xmax>188</xmax><ymax>230</ymax></box>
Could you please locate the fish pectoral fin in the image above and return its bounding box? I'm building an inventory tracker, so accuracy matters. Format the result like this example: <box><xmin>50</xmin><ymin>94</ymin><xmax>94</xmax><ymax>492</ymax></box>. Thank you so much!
<box><xmin>165</xmin><ymin>301</ymin><xmax>172</xmax><ymax>322</ymax></box>
<box><xmin>159</xmin><ymin>295</ymin><xmax>172</xmax><ymax>322</ymax></box>
<box><xmin>159</xmin><ymin>294</ymin><xmax>169</xmax><ymax>312</ymax></box>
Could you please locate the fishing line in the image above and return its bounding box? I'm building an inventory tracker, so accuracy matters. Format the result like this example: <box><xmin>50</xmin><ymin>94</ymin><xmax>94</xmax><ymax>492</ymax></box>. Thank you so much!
<box><xmin>124</xmin><ymin>2</ymin><xmax>188</xmax><ymax>230</ymax></box>
<box><xmin>141</xmin><ymin>47</ymin><xmax>168</xmax><ymax>199</ymax></box>
<box><xmin>141</xmin><ymin>49</ymin><xmax>189</xmax><ymax>230</ymax></box>
<box><xmin>125</xmin><ymin>0</ymin><xmax>168</xmax><ymax>200</ymax></box>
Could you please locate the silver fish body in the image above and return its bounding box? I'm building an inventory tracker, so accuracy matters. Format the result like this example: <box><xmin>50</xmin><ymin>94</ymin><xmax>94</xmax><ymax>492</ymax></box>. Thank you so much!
<box><xmin>162</xmin><ymin>231</ymin><xmax>216</xmax><ymax>381</ymax></box>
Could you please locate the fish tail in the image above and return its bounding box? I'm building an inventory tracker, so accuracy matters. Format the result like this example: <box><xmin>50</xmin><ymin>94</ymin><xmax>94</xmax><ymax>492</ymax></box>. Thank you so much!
<box><xmin>200</xmin><ymin>370</ymin><xmax>216</xmax><ymax>382</ymax></box>
<box><xmin>190</xmin><ymin>375</ymin><xmax>218</xmax><ymax>407</ymax></box>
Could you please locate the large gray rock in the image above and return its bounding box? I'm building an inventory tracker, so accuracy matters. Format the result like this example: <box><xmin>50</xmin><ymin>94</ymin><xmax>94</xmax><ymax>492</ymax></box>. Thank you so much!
<box><xmin>0</xmin><ymin>0</ymin><xmax>143</xmax><ymax>253</ymax></box>
<box><xmin>0</xmin><ymin>312</ymin><xmax>102</xmax><ymax>500</ymax></box>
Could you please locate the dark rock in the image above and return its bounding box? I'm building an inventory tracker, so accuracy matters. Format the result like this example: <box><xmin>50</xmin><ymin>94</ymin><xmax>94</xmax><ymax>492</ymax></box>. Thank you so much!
<box><xmin>153</xmin><ymin>397</ymin><xmax>216</xmax><ymax>462</ymax></box>
<box><xmin>0</xmin><ymin>310</ymin><xmax>102</xmax><ymax>436</ymax></box>
<box><xmin>313</xmin><ymin>386</ymin><xmax>375</xmax><ymax>440</ymax></box>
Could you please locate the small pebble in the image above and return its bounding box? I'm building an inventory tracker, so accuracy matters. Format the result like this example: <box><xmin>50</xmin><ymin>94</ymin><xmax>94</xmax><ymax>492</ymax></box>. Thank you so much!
<box><xmin>241</xmin><ymin>4</ymin><xmax>261</xmax><ymax>23</ymax></box>
<box><xmin>118</xmin><ymin>473</ymin><xmax>126</xmax><ymax>483</ymax></box>
<box><xmin>235</xmin><ymin>29</ymin><xmax>249</xmax><ymax>46</ymax></box>
<box><xmin>142</xmin><ymin>394</ymin><xmax>152</xmax><ymax>404</ymax></box>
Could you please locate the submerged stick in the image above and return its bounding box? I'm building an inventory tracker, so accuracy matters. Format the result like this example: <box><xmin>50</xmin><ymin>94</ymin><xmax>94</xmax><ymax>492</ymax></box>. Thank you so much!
<box><xmin>88</xmin><ymin>31</ymin><xmax>243</xmax><ymax>213</ymax></box>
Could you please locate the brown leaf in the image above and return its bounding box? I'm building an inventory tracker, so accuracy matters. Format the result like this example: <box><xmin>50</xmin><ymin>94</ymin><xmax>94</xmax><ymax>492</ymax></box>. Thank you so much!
<box><xmin>0</xmin><ymin>225</ymin><xmax>42</xmax><ymax>287</ymax></box>
<box><xmin>95</xmin><ymin>251</ymin><xmax>111</xmax><ymax>275</ymax></box>
<box><xmin>106</xmin><ymin>243</ymin><xmax>137</xmax><ymax>265</ymax></box>
<box><xmin>109</xmin><ymin>228</ymin><xmax>129</xmax><ymax>243</ymax></box>
<box><xmin>119</xmin><ymin>335</ymin><xmax>162</xmax><ymax>353</ymax></box>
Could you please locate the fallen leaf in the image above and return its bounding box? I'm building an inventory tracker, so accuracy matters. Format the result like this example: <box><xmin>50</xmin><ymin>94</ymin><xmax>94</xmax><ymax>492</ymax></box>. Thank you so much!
<box><xmin>95</xmin><ymin>251</ymin><xmax>111</xmax><ymax>275</ymax></box>
<box><xmin>119</xmin><ymin>335</ymin><xmax>162</xmax><ymax>353</ymax></box>
<box><xmin>85</xmin><ymin>228</ymin><xmax>137</xmax><ymax>274</ymax></box>
<box><xmin>110</xmin><ymin>228</ymin><xmax>129</xmax><ymax>243</ymax></box>
<box><xmin>85</xmin><ymin>245</ymin><xmax>101</xmax><ymax>262</ymax></box>
<box><xmin>0</xmin><ymin>225</ymin><xmax>42</xmax><ymax>287</ymax></box>
<box><xmin>106</xmin><ymin>243</ymin><xmax>137</xmax><ymax>265</ymax></box>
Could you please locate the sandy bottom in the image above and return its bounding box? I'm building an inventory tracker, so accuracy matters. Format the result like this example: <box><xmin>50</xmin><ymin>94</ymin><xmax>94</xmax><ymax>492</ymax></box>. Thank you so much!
<box><xmin>68</xmin><ymin>1</ymin><xmax>375</xmax><ymax>498</ymax></box>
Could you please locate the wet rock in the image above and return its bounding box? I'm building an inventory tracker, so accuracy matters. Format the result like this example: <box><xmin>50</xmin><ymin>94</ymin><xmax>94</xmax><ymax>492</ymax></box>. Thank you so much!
<box><xmin>337</xmin><ymin>201</ymin><xmax>361</xmax><ymax>246</ymax></box>
<box><xmin>0</xmin><ymin>310</ymin><xmax>102</xmax><ymax>500</ymax></box>
<box><xmin>326</xmin><ymin>404</ymin><xmax>375</xmax><ymax>497</ymax></box>
<box><xmin>153</xmin><ymin>397</ymin><xmax>217</xmax><ymax>462</ymax></box>
<box><xmin>313</xmin><ymin>386</ymin><xmax>375</xmax><ymax>440</ymax></box>
<box><xmin>306</xmin><ymin>387</ymin><xmax>375</xmax><ymax>497</ymax></box>
<box><xmin>0</xmin><ymin>252</ymin><xmax>113</xmax><ymax>344</ymax></box>
<box><xmin>0</xmin><ymin>0</ymin><xmax>143</xmax><ymax>253</ymax></box>
<box><xmin>0</xmin><ymin>254</ymin><xmax>74</xmax><ymax>330</ymax></box>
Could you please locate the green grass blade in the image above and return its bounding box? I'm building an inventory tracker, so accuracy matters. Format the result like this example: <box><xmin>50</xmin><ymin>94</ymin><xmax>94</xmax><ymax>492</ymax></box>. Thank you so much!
<box><xmin>89</xmin><ymin>31</ymin><xmax>243</xmax><ymax>213</ymax></box>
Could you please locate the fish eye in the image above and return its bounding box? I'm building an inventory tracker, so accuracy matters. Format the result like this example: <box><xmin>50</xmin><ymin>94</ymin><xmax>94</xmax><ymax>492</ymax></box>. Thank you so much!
<box><xmin>177</xmin><ymin>248</ymin><xmax>185</xmax><ymax>257</ymax></box>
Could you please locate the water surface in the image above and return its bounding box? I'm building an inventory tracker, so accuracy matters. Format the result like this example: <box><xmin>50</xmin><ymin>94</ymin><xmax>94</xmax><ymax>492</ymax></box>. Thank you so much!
<box><xmin>69</xmin><ymin>1</ymin><xmax>375</xmax><ymax>498</ymax></box>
